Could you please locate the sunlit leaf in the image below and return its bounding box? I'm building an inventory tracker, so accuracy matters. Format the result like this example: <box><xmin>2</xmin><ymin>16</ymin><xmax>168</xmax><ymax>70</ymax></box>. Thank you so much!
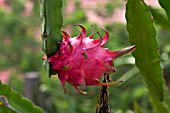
<box><xmin>126</xmin><ymin>0</ymin><xmax>164</xmax><ymax>101</ymax></box>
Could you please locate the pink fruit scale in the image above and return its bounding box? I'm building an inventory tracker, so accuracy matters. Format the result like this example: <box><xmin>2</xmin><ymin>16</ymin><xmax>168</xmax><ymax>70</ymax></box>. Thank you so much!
<box><xmin>44</xmin><ymin>24</ymin><xmax>136</xmax><ymax>94</ymax></box>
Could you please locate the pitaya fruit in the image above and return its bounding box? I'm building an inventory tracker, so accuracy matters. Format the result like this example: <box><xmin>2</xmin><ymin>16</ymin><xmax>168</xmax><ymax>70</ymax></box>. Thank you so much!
<box><xmin>43</xmin><ymin>24</ymin><xmax>136</xmax><ymax>94</ymax></box>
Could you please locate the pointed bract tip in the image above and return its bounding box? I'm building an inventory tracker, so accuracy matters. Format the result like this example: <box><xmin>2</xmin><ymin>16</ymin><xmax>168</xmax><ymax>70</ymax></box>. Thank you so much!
<box><xmin>89</xmin><ymin>25</ymin><xmax>94</xmax><ymax>39</ymax></box>
<box><xmin>100</xmin><ymin>27</ymin><xmax>109</xmax><ymax>36</ymax></box>
<box><xmin>114</xmin><ymin>45</ymin><xmax>136</xmax><ymax>59</ymax></box>
<box><xmin>75</xmin><ymin>28</ymin><xmax>81</xmax><ymax>33</ymax></box>
<box><xmin>42</xmin><ymin>55</ymin><xmax>47</xmax><ymax>60</ymax></box>
<box><xmin>100</xmin><ymin>27</ymin><xmax>107</xmax><ymax>31</ymax></box>
<box><xmin>74</xmin><ymin>24</ymin><xmax>86</xmax><ymax>36</ymax></box>
<box><xmin>100</xmin><ymin>27</ymin><xmax>109</xmax><ymax>46</ymax></box>
<box><xmin>62</xmin><ymin>31</ymin><xmax>70</xmax><ymax>38</ymax></box>
<box><xmin>74</xmin><ymin>24</ymin><xmax>85</xmax><ymax>30</ymax></box>
<box><xmin>97</xmin><ymin>31</ymin><xmax>101</xmax><ymax>37</ymax></box>
<box><xmin>64</xmin><ymin>88</ymin><xmax>67</xmax><ymax>94</ymax></box>
<box><xmin>74</xmin><ymin>86</ymin><xmax>88</xmax><ymax>95</ymax></box>
<box><xmin>62</xmin><ymin>31</ymin><xmax>71</xmax><ymax>42</ymax></box>
<box><xmin>75</xmin><ymin>28</ymin><xmax>84</xmax><ymax>45</ymax></box>
<box><xmin>61</xmin><ymin>31</ymin><xmax>68</xmax><ymax>35</ymax></box>
<box><xmin>99</xmin><ymin>80</ymin><xmax>123</xmax><ymax>86</ymax></box>
<box><xmin>74</xmin><ymin>24</ymin><xmax>83</xmax><ymax>26</ymax></box>
<box><xmin>125</xmin><ymin>45</ymin><xmax>136</xmax><ymax>53</ymax></box>
<box><xmin>96</xmin><ymin>32</ymin><xmax>103</xmax><ymax>45</ymax></box>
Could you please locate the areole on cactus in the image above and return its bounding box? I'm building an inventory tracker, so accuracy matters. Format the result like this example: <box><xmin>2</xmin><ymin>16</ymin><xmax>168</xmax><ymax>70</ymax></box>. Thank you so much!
<box><xmin>42</xmin><ymin>24</ymin><xmax>136</xmax><ymax>94</ymax></box>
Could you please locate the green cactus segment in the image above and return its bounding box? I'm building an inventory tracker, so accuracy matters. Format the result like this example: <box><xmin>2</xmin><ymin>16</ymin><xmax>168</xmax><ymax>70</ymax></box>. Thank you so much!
<box><xmin>158</xmin><ymin>0</ymin><xmax>170</xmax><ymax>22</ymax></box>
<box><xmin>40</xmin><ymin>0</ymin><xmax>63</xmax><ymax>77</ymax></box>
<box><xmin>40</xmin><ymin>0</ymin><xmax>63</xmax><ymax>56</ymax></box>
<box><xmin>126</xmin><ymin>0</ymin><xmax>164</xmax><ymax>101</ymax></box>
<box><xmin>0</xmin><ymin>82</ymin><xmax>44</xmax><ymax>113</ymax></box>
<box><xmin>149</xmin><ymin>7</ymin><xmax>170</xmax><ymax>30</ymax></box>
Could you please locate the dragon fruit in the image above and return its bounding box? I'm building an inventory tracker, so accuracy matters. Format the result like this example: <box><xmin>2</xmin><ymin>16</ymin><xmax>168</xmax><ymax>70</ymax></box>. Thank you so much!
<box><xmin>43</xmin><ymin>24</ymin><xmax>136</xmax><ymax>94</ymax></box>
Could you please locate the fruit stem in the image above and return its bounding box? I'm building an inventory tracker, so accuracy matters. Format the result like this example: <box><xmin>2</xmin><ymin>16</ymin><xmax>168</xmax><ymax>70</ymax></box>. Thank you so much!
<box><xmin>96</xmin><ymin>73</ymin><xmax>111</xmax><ymax>113</ymax></box>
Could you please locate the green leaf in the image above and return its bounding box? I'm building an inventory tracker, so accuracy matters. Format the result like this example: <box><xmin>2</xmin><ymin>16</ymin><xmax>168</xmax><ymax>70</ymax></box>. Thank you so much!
<box><xmin>158</xmin><ymin>0</ymin><xmax>170</xmax><ymax>22</ymax></box>
<box><xmin>40</xmin><ymin>0</ymin><xmax>63</xmax><ymax>76</ymax></box>
<box><xmin>125</xmin><ymin>0</ymin><xmax>164</xmax><ymax>101</ymax></box>
<box><xmin>149</xmin><ymin>7</ymin><xmax>170</xmax><ymax>30</ymax></box>
<box><xmin>0</xmin><ymin>82</ymin><xmax>44</xmax><ymax>113</ymax></box>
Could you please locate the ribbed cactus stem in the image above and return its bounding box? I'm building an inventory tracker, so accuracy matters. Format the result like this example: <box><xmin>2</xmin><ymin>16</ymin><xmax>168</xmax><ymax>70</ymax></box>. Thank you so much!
<box><xmin>40</xmin><ymin>0</ymin><xmax>63</xmax><ymax>77</ymax></box>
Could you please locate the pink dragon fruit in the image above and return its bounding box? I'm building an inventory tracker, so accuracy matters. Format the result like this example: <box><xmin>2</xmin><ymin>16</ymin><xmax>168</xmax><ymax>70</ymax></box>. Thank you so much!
<box><xmin>43</xmin><ymin>24</ymin><xmax>136</xmax><ymax>94</ymax></box>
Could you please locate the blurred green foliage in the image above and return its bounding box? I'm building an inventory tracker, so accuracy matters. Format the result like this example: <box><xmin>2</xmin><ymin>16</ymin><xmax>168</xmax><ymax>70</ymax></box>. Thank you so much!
<box><xmin>0</xmin><ymin>0</ymin><xmax>170</xmax><ymax>113</ymax></box>
<box><xmin>0</xmin><ymin>82</ymin><xmax>44</xmax><ymax>113</ymax></box>
<box><xmin>0</xmin><ymin>0</ymin><xmax>42</xmax><ymax>71</ymax></box>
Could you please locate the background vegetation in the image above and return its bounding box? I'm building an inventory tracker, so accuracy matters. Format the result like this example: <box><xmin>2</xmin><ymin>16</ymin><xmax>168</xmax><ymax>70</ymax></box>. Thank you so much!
<box><xmin>0</xmin><ymin>0</ymin><xmax>170</xmax><ymax>113</ymax></box>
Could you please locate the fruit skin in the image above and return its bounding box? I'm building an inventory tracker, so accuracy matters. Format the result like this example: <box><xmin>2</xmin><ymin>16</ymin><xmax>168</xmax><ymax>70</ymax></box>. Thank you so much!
<box><xmin>44</xmin><ymin>24</ymin><xmax>136</xmax><ymax>94</ymax></box>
